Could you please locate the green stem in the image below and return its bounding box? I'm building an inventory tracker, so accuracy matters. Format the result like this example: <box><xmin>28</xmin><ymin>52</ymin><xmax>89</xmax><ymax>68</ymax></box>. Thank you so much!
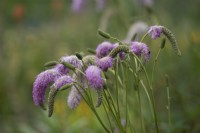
<box><xmin>106</xmin><ymin>89</ymin><xmax>118</xmax><ymax>116</ymax></box>
<box><xmin>103</xmin><ymin>90</ymin><xmax>125</xmax><ymax>133</ymax></box>
<box><xmin>102</xmin><ymin>102</ymin><xmax>113</xmax><ymax>133</ymax></box>
<box><xmin>136</xmin><ymin>83</ymin><xmax>146</xmax><ymax>133</ymax></box>
<box><xmin>130</xmin><ymin>53</ymin><xmax>159</xmax><ymax>133</ymax></box>
<box><xmin>167</xmin><ymin>85</ymin><xmax>171</xmax><ymax>132</ymax></box>
<box><xmin>115</xmin><ymin>56</ymin><xmax>121</xmax><ymax>119</ymax></box>
<box><xmin>122</xmin><ymin>62</ymin><xmax>128</xmax><ymax>132</ymax></box>
<box><xmin>151</xmin><ymin>48</ymin><xmax>161</xmax><ymax>85</ymax></box>
<box><xmin>140</xmin><ymin>32</ymin><xmax>148</xmax><ymax>42</ymax></box>
<box><xmin>74</xmin><ymin>84</ymin><xmax>110</xmax><ymax>133</ymax></box>
<box><xmin>140</xmin><ymin>80</ymin><xmax>154</xmax><ymax>117</ymax></box>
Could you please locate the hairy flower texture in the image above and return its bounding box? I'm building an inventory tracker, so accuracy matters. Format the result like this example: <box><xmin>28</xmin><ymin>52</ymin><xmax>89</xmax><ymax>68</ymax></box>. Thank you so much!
<box><xmin>130</xmin><ymin>41</ymin><xmax>150</xmax><ymax>61</ymax></box>
<box><xmin>55</xmin><ymin>55</ymin><xmax>83</xmax><ymax>74</ymax></box>
<box><xmin>32</xmin><ymin>69</ymin><xmax>61</xmax><ymax>106</ymax></box>
<box><xmin>96</xmin><ymin>41</ymin><xmax>114</xmax><ymax>58</ymax></box>
<box><xmin>86</xmin><ymin>65</ymin><xmax>103</xmax><ymax>89</ymax></box>
<box><xmin>52</xmin><ymin>75</ymin><xmax>74</xmax><ymax>90</ymax></box>
<box><xmin>60</xmin><ymin>55</ymin><xmax>83</xmax><ymax>68</ymax></box>
<box><xmin>67</xmin><ymin>87</ymin><xmax>83</xmax><ymax>109</ymax></box>
<box><xmin>54</xmin><ymin>64</ymin><xmax>69</xmax><ymax>75</ymax></box>
<box><xmin>96</xmin><ymin>56</ymin><xmax>113</xmax><ymax>71</ymax></box>
<box><xmin>148</xmin><ymin>25</ymin><xmax>163</xmax><ymax>39</ymax></box>
<box><xmin>71</xmin><ymin>0</ymin><xmax>86</xmax><ymax>13</ymax></box>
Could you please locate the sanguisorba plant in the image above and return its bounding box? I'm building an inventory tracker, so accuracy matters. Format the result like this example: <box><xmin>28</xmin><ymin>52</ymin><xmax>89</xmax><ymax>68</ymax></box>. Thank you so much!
<box><xmin>32</xmin><ymin>25</ymin><xmax>181</xmax><ymax>133</ymax></box>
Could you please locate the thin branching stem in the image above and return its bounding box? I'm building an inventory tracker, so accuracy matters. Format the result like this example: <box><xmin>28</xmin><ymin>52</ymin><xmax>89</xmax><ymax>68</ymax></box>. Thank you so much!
<box><xmin>166</xmin><ymin>84</ymin><xmax>171</xmax><ymax>132</ymax></box>
<box><xmin>103</xmin><ymin>90</ymin><xmax>125</xmax><ymax>133</ymax></box>
<box><xmin>102</xmin><ymin>102</ymin><xmax>113</xmax><ymax>133</ymax></box>
<box><xmin>130</xmin><ymin>52</ymin><xmax>159</xmax><ymax>133</ymax></box>
<box><xmin>140</xmin><ymin>32</ymin><xmax>148</xmax><ymax>42</ymax></box>
<box><xmin>74</xmin><ymin>84</ymin><xmax>111</xmax><ymax>133</ymax></box>
<box><xmin>136</xmin><ymin>82</ymin><xmax>146</xmax><ymax>133</ymax></box>
<box><xmin>114</xmin><ymin>56</ymin><xmax>121</xmax><ymax>120</ymax></box>
<box><xmin>151</xmin><ymin>48</ymin><xmax>161</xmax><ymax>85</ymax></box>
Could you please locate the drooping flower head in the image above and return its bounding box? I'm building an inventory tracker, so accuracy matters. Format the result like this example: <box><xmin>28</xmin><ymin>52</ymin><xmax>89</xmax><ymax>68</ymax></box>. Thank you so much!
<box><xmin>32</xmin><ymin>69</ymin><xmax>61</xmax><ymax>106</ymax></box>
<box><xmin>54</xmin><ymin>64</ymin><xmax>69</xmax><ymax>75</ymax></box>
<box><xmin>60</xmin><ymin>55</ymin><xmax>83</xmax><ymax>68</ymax></box>
<box><xmin>148</xmin><ymin>25</ymin><xmax>163</xmax><ymax>39</ymax></box>
<box><xmin>51</xmin><ymin>75</ymin><xmax>74</xmax><ymax>90</ymax></box>
<box><xmin>130</xmin><ymin>41</ymin><xmax>150</xmax><ymax>61</ymax></box>
<box><xmin>55</xmin><ymin>55</ymin><xmax>83</xmax><ymax>75</ymax></box>
<box><xmin>67</xmin><ymin>87</ymin><xmax>83</xmax><ymax>109</ymax></box>
<box><xmin>96</xmin><ymin>41</ymin><xmax>114</xmax><ymax>58</ymax></box>
<box><xmin>71</xmin><ymin>0</ymin><xmax>86</xmax><ymax>13</ymax></box>
<box><xmin>86</xmin><ymin>65</ymin><xmax>103</xmax><ymax>89</ymax></box>
<box><xmin>96</xmin><ymin>56</ymin><xmax>113</xmax><ymax>71</ymax></box>
<box><xmin>113</xmin><ymin>43</ymin><xmax>126</xmax><ymax>59</ymax></box>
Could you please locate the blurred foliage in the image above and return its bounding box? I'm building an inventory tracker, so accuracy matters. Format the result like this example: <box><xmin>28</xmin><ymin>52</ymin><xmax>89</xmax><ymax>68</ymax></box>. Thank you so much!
<box><xmin>0</xmin><ymin>0</ymin><xmax>200</xmax><ymax>133</ymax></box>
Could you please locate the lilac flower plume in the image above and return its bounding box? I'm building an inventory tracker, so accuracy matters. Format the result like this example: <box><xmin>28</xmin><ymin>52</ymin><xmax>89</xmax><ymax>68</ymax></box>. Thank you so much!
<box><xmin>32</xmin><ymin>69</ymin><xmax>61</xmax><ymax>106</ymax></box>
<box><xmin>52</xmin><ymin>75</ymin><xmax>74</xmax><ymax>90</ymax></box>
<box><xmin>71</xmin><ymin>0</ymin><xmax>86</xmax><ymax>13</ymax></box>
<box><xmin>55</xmin><ymin>55</ymin><xmax>83</xmax><ymax>74</ymax></box>
<box><xmin>60</xmin><ymin>55</ymin><xmax>83</xmax><ymax>68</ymax></box>
<box><xmin>67</xmin><ymin>87</ymin><xmax>83</xmax><ymax>109</ymax></box>
<box><xmin>96</xmin><ymin>41</ymin><xmax>114</xmax><ymax>58</ymax></box>
<box><xmin>96</xmin><ymin>56</ymin><xmax>113</xmax><ymax>71</ymax></box>
<box><xmin>54</xmin><ymin>64</ymin><xmax>69</xmax><ymax>75</ymax></box>
<box><xmin>86</xmin><ymin>65</ymin><xmax>103</xmax><ymax>89</ymax></box>
<box><xmin>130</xmin><ymin>41</ymin><xmax>150</xmax><ymax>61</ymax></box>
<box><xmin>148</xmin><ymin>25</ymin><xmax>163</xmax><ymax>39</ymax></box>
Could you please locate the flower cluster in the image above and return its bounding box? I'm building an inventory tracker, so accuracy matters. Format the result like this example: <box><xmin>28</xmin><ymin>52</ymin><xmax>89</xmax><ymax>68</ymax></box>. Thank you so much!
<box><xmin>32</xmin><ymin>40</ymin><xmax>151</xmax><ymax>114</ymax></box>
<box><xmin>32</xmin><ymin>39</ymin><xmax>152</xmax><ymax>110</ymax></box>
<box><xmin>130</xmin><ymin>41</ymin><xmax>150</xmax><ymax>62</ymax></box>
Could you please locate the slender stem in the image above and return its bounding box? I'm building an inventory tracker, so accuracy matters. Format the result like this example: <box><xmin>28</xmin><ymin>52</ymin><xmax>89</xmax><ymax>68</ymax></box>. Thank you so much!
<box><xmin>102</xmin><ymin>102</ymin><xmax>113</xmax><ymax>133</ymax></box>
<box><xmin>103</xmin><ymin>90</ymin><xmax>125</xmax><ymax>133</ymax></box>
<box><xmin>114</xmin><ymin>56</ymin><xmax>121</xmax><ymax>119</ymax></box>
<box><xmin>150</xmin><ymin>89</ymin><xmax>159</xmax><ymax>133</ymax></box>
<box><xmin>140</xmin><ymin>80</ymin><xmax>154</xmax><ymax>117</ymax></box>
<box><xmin>106</xmin><ymin>89</ymin><xmax>118</xmax><ymax>115</ymax></box>
<box><xmin>108</xmin><ymin>69</ymin><xmax>124</xmax><ymax>89</ymax></box>
<box><xmin>140</xmin><ymin>32</ymin><xmax>148</xmax><ymax>42</ymax></box>
<box><xmin>136</xmin><ymin>84</ymin><xmax>146</xmax><ymax>133</ymax></box>
<box><xmin>75</xmin><ymin>68</ymin><xmax>86</xmax><ymax>76</ymax></box>
<box><xmin>92</xmin><ymin>107</ymin><xmax>111</xmax><ymax>133</ymax></box>
<box><xmin>73</xmin><ymin>82</ymin><xmax>92</xmax><ymax>106</ymax></box>
<box><xmin>130</xmin><ymin>53</ymin><xmax>159</xmax><ymax>133</ymax></box>
<box><xmin>167</xmin><ymin>85</ymin><xmax>171</xmax><ymax>132</ymax></box>
<box><xmin>122</xmin><ymin>62</ymin><xmax>128</xmax><ymax>132</ymax></box>
<box><xmin>74</xmin><ymin>84</ymin><xmax>110</xmax><ymax>133</ymax></box>
<box><xmin>151</xmin><ymin>48</ymin><xmax>161</xmax><ymax>85</ymax></box>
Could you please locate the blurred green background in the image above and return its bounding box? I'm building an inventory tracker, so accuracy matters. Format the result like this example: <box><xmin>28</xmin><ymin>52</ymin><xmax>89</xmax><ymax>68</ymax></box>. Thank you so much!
<box><xmin>0</xmin><ymin>0</ymin><xmax>200</xmax><ymax>133</ymax></box>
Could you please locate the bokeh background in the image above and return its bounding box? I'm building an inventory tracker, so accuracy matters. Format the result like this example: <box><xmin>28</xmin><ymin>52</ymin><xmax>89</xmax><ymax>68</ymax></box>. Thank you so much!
<box><xmin>0</xmin><ymin>0</ymin><xmax>200</xmax><ymax>133</ymax></box>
